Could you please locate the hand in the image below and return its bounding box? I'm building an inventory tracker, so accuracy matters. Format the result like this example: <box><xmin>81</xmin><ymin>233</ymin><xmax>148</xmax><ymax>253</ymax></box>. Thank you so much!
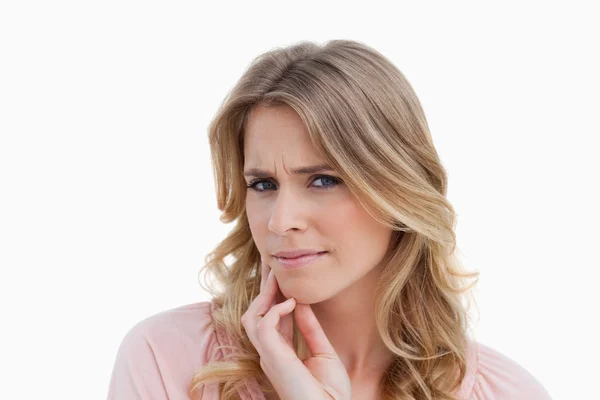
<box><xmin>240</xmin><ymin>258</ymin><xmax>352</xmax><ymax>400</ymax></box>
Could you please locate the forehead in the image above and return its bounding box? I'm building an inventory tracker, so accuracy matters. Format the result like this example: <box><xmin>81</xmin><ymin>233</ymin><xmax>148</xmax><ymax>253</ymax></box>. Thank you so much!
<box><xmin>243</xmin><ymin>104</ymin><xmax>321</xmax><ymax>162</ymax></box>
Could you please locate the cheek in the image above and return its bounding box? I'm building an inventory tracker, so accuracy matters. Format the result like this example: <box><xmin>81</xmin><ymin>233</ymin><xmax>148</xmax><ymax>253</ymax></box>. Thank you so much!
<box><xmin>246</xmin><ymin>200</ymin><xmax>259</xmax><ymax>228</ymax></box>
<box><xmin>329</xmin><ymin>200</ymin><xmax>367</xmax><ymax>244</ymax></box>
<box><xmin>246</xmin><ymin>198</ymin><xmax>269</xmax><ymax>252</ymax></box>
<box><xmin>331</xmin><ymin>202</ymin><xmax>392</xmax><ymax>265</ymax></box>
<box><xmin>246</xmin><ymin>195</ymin><xmax>273</xmax><ymax>229</ymax></box>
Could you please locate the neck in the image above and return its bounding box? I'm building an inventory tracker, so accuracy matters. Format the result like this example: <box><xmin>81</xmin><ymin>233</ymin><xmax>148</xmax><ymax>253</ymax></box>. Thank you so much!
<box><xmin>309</xmin><ymin>263</ymin><xmax>395</xmax><ymax>381</ymax></box>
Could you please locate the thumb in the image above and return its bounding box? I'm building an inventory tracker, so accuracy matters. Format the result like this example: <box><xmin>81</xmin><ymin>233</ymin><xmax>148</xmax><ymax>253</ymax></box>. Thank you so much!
<box><xmin>294</xmin><ymin>303</ymin><xmax>338</xmax><ymax>358</ymax></box>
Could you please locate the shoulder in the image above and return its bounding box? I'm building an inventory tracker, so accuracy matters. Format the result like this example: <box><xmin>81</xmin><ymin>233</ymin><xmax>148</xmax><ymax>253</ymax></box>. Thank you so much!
<box><xmin>119</xmin><ymin>301</ymin><xmax>218</xmax><ymax>351</ymax></box>
<box><xmin>113</xmin><ymin>301</ymin><xmax>221</xmax><ymax>366</ymax></box>
<box><xmin>107</xmin><ymin>301</ymin><xmax>223</xmax><ymax>399</ymax></box>
<box><xmin>457</xmin><ymin>340</ymin><xmax>552</xmax><ymax>399</ymax></box>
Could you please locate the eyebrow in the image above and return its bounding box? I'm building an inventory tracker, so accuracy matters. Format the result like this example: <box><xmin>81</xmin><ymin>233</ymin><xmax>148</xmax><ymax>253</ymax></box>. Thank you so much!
<box><xmin>243</xmin><ymin>163</ymin><xmax>334</xmax><ymax>178</ymax></box>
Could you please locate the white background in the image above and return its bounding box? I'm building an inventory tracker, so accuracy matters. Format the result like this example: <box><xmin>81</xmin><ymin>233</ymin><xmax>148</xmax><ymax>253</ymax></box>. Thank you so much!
<box><xmin>1</xmin><ymin>1</ymin><xmax>598</xmax><ymax>399</ymax></box>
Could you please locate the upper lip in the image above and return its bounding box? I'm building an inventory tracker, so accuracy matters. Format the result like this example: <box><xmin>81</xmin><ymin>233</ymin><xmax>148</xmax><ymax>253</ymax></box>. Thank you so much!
<box><xmin>273</xmin><ymin>249</ymin><xmax>327</xmax><ymax>258</ymax></box>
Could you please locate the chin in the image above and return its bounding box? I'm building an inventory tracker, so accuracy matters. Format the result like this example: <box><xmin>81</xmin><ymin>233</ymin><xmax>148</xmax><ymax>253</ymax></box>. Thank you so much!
<box><xmin>278</xmin><ymin>283</ymin><xmax>332</xmax><ymax>305</ymax></box>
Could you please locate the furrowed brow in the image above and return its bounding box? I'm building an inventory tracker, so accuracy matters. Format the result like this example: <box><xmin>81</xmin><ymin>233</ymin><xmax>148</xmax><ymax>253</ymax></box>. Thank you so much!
<box><xmin>243</xmin><ymin>164</ymin><xmax>334</xmax><ymax>178</ymax></box>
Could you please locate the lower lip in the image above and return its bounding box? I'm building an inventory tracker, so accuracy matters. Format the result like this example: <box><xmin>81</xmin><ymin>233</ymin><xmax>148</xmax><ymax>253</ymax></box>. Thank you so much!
<box><xmin>274</xmin><ymin>252</ymin><xmax>328</xmax><ymax>269</ymax></box>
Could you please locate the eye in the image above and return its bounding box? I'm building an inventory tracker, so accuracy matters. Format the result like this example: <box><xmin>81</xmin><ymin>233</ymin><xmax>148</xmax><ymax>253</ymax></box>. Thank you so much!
<box><xmin>312</xmin><ymin>175</ymin><xmax>340</xmax><ymax>188</ymax></box>
<box><xmin>246</xmin><ymin>174</ymin><xmax>342</xmax><ymax>192</ymax></box>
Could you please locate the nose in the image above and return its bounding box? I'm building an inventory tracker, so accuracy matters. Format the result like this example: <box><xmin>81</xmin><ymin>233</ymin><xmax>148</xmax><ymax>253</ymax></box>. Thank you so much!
<box><xmin>267</xmin><ymin>187</ymin><xmax>308</xmax><ymax>235</ymax></box>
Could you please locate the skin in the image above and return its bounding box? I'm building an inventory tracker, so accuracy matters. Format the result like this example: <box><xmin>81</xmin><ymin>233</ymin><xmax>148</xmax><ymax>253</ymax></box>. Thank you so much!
<box><xmin>243</xmin><ymin>104</ymin><xmax>396</xmax><ymax>399</ymax></box>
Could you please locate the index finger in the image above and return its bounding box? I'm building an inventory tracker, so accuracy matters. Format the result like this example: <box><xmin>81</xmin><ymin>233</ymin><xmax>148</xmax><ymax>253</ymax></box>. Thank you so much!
<box><xmin>260</xmin><ymin>257</ymin><xmax>272</xmax><ymax>292</ymax></box>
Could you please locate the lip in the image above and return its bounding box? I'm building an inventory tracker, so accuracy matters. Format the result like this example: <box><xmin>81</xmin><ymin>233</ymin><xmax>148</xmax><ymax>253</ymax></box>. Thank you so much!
<box><xmin>273</xmin><ymin>249</ymin><xmax>326</xmax><ymax>258</ymax></box>
<box><xmin>274</xmin><ymin>251</ymin><xmax>328</xmax><ymax>269</ymax></box>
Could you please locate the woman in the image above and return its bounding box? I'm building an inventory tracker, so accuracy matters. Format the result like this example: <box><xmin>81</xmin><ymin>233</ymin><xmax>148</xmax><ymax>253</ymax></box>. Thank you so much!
<box><xmin>107</xmin><ymin>40</ymin><xmax>552</xmax><ymax>399</ymax></box>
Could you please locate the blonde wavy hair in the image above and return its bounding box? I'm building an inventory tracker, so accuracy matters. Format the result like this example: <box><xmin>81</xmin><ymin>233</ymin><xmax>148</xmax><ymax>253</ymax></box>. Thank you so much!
<box><xmin>190</xmin><ymin>39</ymin><xmax>479</xmax><ymax>400</ymax></box>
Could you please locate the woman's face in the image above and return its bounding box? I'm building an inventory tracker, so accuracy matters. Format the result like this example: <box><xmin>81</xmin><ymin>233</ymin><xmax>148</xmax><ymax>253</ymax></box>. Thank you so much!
<box><xmin>244</xmin><ymin>104</ymin><xmax>393</xmax><ymax>304</ymax></box>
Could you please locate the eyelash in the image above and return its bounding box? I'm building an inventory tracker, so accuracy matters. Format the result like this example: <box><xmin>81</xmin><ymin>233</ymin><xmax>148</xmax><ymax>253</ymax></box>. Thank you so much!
<box><xmin>246</xmin><ymin>174</ymin><xmax>343</xmax><ymax>192</ymax></box>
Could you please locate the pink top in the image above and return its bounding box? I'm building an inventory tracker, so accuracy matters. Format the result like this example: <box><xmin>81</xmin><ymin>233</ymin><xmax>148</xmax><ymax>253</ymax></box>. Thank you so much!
<box><xmin>107</xmin><ymin>301</ymin><xmax>552</xmax><ymax>399</ymax></box>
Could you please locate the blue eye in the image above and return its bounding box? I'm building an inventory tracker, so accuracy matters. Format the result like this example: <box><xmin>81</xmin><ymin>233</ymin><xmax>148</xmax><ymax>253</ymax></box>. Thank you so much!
<box><xmin>246</xmin><ymin>174</ymin><xmax>342</xmax><ymax>192</ymax></box>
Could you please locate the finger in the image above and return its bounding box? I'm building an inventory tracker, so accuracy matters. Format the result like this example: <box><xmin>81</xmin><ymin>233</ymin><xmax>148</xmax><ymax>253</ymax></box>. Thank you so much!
<box><xmin>242</xmin><ymin>261</ymin><xmax>279</xmax><ymax>355</ymax></box>
<box><xmin>280</xmin><ymin>312</ymin><xmax>294</xmax><ymax>348</ymax></box>
<box><xmin>248</xmin><ymin>268</ymin><xmax>278</xmax><ymax>319</ymax></box>
<box><xmin>257</xmin><ymin>297</ymin><xmax>297</xmax><ymax>348</ymax></box>
<box><xmin>277</xmin><ymin>287</ymin><xmax>294</xmax><ymax>347</ymax></box>
<box><xmin>294</xmin><ymin>303</ymin><xmax>338</xmax><ymax>357</ymax></box>
<box><xmin>260</xmin><ymin>258</ymin><xmax>271</xmax><ymax>293</ymax></box>
<box><xmin>242</xmin><ymin>269</ymin><xmax>275</xmax><ymax>354</ymax></box>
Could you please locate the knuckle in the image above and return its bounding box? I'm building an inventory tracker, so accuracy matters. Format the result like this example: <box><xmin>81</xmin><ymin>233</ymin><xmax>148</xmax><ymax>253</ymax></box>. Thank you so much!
<box><xmin>256</xmin><ymin>317</ymin><xmax>267</xmax><ymax>332</ymax></box>
<box><xmin>256</xmin><ymin>322</ymin><xmax>272</xmax><ymax>342</ymax></box>
<box><xmin>240</xmin><ymin>314</ymin><xmax>252</xmax><ymax>330</ymax></box>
